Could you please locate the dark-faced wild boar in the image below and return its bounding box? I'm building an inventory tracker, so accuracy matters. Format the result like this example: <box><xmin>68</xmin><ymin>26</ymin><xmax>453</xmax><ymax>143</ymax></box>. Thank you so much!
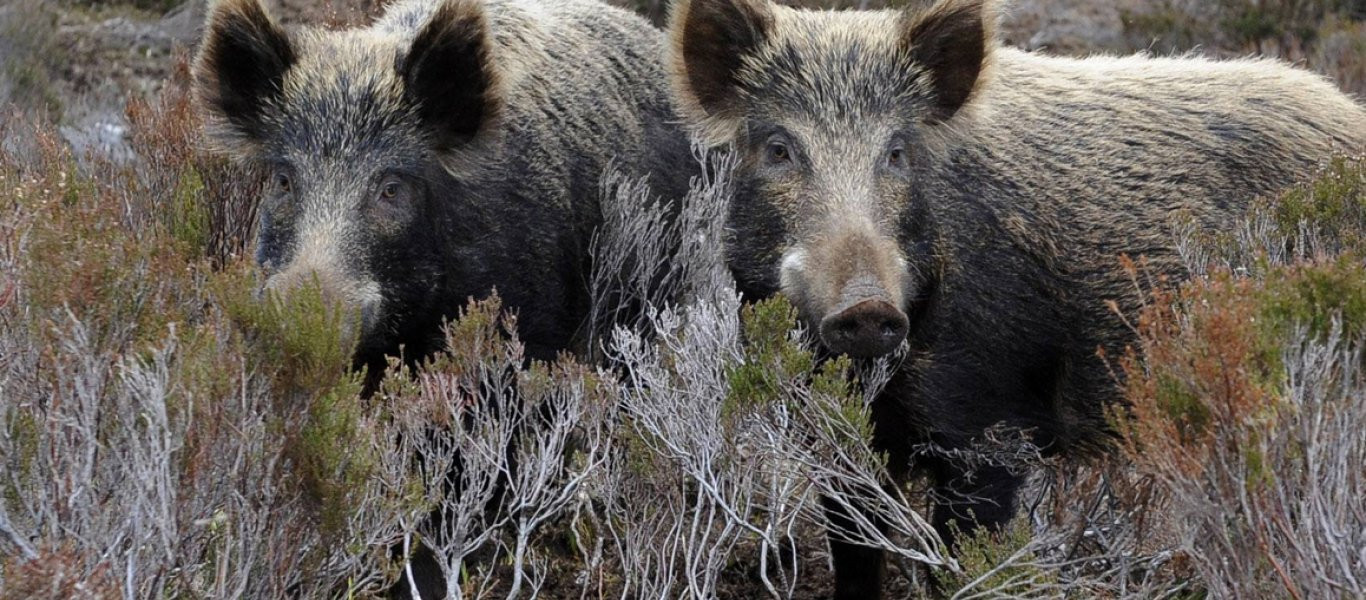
<box><xmin>668</xmin><ymin>0</ymin><xmax>1366</xmax><ymax>595</ymax></box>
<box><xmin>194</xmin><ymin>0</ymin><xmax>692</xmax><ymax>378</ymax></box>
<box><xmin>197</xmin><ymin>0</ymin><xmax>693</xmax><ymax>595</ymax></box>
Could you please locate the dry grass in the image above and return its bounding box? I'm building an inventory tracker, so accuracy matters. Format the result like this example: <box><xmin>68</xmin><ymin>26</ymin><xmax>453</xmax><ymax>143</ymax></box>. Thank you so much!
<box><xmin>0</xmin><ymin>0</ymin><xmax>64</xmax><ymax>121</ymax></box>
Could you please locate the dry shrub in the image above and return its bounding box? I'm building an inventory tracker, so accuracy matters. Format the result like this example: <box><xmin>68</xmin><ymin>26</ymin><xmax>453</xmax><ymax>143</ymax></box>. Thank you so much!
<box><xmin>369</xmin><ymin>296</ymin><xmax>621</xmax><ymax>599</ymax></box>
<box><xmin>1117</xmin><ymin>158</ymin><xmax>1366</xmax><ymax>599</ymax></box>
<box><xmin>1122</xmin><ymin>0</ymin><xmax>1348</xmax><ymax>48</ymax></box>
<box><xmin>1311</xmin><ymin>19</ymin><xmax>1366</xmax><ymax>100</ymax></box>
<box><xmin>1021</xmin><ymin>460</ymin><xmax>1191</xmax><ymax>594</ymax></box>
<box><xmin>1120</xmin><ymin>266</ymin><xmax>1366</xmax><ymax>598</ymax></box>
<box><xmin>0</xmin><ymin>0</ymin><xmax>63</xmax><ymax>121</ymax></box>
<box><xmin>123</xmin><ymin>52</ymin><xmax>263</xmax><ymax>267</ymax></box>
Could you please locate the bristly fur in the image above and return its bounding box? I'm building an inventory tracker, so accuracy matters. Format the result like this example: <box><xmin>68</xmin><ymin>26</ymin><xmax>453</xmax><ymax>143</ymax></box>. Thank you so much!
<box><xmin>668</xmin><ymin>0</ymin><xmax>1366</xmax><ymax>596</ymax></box>
<box><xmin>669</xmin><ymin>0</ymin><xmax>1005</xmax><ymax>144</ymax></box>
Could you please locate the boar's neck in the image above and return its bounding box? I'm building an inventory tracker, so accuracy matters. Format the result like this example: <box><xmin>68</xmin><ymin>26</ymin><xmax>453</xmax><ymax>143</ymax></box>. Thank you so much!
<box><xmin>432</xmin><ymin>167</ymin><xmax>598</xmax><ymax>365</ymax></box>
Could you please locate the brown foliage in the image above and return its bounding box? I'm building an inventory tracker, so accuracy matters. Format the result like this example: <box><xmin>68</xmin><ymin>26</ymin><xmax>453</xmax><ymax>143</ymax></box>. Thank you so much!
<box><xmin>124</xmin><ymin>53</ymin><xmax>263</xmax><ymax>268</ymax></box>
<box><xmin>0</xmin><ymin>546</ymin><xmax>118</xmax><ymax>600</ymax></box>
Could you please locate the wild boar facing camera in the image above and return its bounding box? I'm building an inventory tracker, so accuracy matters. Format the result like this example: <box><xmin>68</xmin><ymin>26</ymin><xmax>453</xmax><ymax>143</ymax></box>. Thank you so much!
<box><xmin>668</xmin><ymin>0</ymin><xmax>1366</xmax><ymax>596</ymax></box>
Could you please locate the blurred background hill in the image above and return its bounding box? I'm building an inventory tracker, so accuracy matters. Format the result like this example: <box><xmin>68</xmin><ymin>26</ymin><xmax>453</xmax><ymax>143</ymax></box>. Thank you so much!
<box><xmin>1</xmin><ymin>0</ymin><xmax>1362</xmax><ymax>161</ymax></box>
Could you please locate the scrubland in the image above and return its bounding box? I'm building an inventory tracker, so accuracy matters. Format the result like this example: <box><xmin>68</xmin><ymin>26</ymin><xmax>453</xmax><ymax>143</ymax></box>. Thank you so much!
<box><xmin>1</xmin><ymin>0</ymin><xmax>1364</xmax><ymax>598</ymax></box>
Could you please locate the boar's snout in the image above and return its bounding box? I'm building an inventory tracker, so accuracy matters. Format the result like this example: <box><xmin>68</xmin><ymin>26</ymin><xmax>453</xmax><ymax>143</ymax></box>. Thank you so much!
<box><xmin>781</xmin><ymin>220</ymin><xmax>911</xmax><ymax>358</ymax></box>
<box><xmin>819</xmin><ymin>297</ymin><xmax>908</xmax><ymax>359</ymax></box>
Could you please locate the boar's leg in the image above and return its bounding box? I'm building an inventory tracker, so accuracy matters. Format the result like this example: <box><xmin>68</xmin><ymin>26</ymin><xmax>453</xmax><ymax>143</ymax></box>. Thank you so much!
<box><xmin>392</xmin><ymin>541</ymin><xmax>445</xmax><ymax>600</ymax></box>
<box><xmin>822</xmin><ymin>493</ymin><xmax>887</xmax><ymax>599</ymax></box>
<box><xmin>928</xmin><ymin>462</ymin><xmax>1023</xmax><ymax>549</ymax></box>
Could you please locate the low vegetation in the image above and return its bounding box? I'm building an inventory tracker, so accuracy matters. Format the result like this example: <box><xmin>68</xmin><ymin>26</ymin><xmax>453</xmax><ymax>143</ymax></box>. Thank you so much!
<box><xmin>0</xmin><ymin>0</ymin><xmax>63</xmax><ymax>122</ymax></box>
<box><xmin>1118</xmin><ymin>157</ymin><xmax>1366</xmax><ymax>599</ymax></box>
<box><xmin>0</xmin><ymin>3</ymin><xmax>1364</xmax><ymax>598</ymax></box>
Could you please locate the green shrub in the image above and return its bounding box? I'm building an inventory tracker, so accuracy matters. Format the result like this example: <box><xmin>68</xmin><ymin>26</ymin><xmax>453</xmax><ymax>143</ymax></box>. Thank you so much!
<box><xmin>1271</xmin><ymin>156</ymin><xmax>1366</xmax><ymax>255</ymax></box>
<box><xmin>934</xmin><ymin>518</ymin><xmax>1053</xmax><ymax>596</ymax></box>
<box><xmin>726</xmin><ymin>296</ymin><xmax>874</xmax><ymax>447</ymax></box>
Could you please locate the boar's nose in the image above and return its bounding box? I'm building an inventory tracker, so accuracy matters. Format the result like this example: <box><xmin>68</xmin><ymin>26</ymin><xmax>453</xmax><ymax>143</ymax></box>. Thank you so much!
<box><xmin>819</xmin><ymin>299</ymin><xmax>909</xmax><ymax>358</ymax></box>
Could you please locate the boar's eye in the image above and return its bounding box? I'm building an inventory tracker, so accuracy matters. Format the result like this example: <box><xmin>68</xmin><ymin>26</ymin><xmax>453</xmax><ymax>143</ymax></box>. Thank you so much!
<box><xmin>272</xmin><ymin>171</ymin><xmax>292</xmax><ymax>195</ymax></box>
<box><xmin>376</xmin><ymin>176</ymin><xmax>411</xmax><ymax>204</ymax></box>
<box><xmin>888</xmin><ymin>146</ymin><xmax>906</xmax><ymax>168</ymax></box>
<box><xmin>765</xmin><ymin>141</ymin><xmax>792</xmax><ymax>166</ymax></box>
<box><xmin>879</xmin><ymin>142</ymin><xmax>912</xmax><ymax>176</ymax></box>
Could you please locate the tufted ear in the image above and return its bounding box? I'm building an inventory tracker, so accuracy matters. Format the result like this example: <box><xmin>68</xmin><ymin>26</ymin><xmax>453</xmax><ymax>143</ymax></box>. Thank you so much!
<box><xmin>900</xmin><ymin>0</ymin><xmax>995</xmax><ymax>123</ymax></box>
<box><xmin>669</xmin><ymin>0</ymin><xmax>774</xmax><ymax>142</ymax></box>
<box><xmin>400</xmin><ymin>0</ymin><xmax>502</xmax><ymax>168</ymax></box>
<box><xmin>194</xmin><ymin>0</ymin><xmax>295</xmax><ymax>155</ymax></box>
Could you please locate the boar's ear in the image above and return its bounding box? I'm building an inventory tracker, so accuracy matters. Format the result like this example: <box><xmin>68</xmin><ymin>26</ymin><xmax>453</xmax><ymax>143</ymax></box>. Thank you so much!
<box><xmin>900</xmin><ymin>0</ymin><xmax>996</xmax><ymax>123</ymax></box>
<box><xmin>669</xmin><ymin>0</ymin><xmax>773</xmax><ymax>143</ymax></box>
<box><xmin>194</xmin><ymin>0</ymin><xmax>295</xmax><ymax>156</ymax></box>
<box><xmin>401</xmin><ymin>0</ymin><xmax>502</xmax><ymax>170</ymax></box>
